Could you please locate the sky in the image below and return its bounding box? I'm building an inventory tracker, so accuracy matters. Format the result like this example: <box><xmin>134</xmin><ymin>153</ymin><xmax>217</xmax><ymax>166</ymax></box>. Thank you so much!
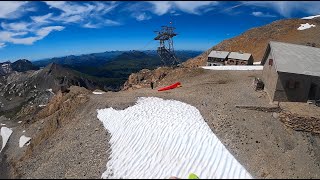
<box><xmin>0</xmin><ymin>1</ymin><xmax>320</xmax><ymax>62</ymax></box>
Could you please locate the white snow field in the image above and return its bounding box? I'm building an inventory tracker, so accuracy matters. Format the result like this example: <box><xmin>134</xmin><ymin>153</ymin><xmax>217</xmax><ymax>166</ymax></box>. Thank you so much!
<box><xmin>297</xmin><ymin>23</ymin><xmax>316</xmax><ymax>30</ymax></box>
<box><xmin>46</xmin><ymin>88</ymin><xmax>55</xmax><ymax>95</ymax></box>
<box><xmin>202</xmin><ymin>65</ymin><xmax>263</xmax><ymax>71</ymax></box>
<box><xmin>97</xmin><ymin>97</ymin><xmax>253</xmax><ymax>179</ymax></box>
<box><xmin>302</xmin><ymin>15</ymin><xmax>320</xmax><ymax>19</ymax></box>
<box><xmin>92</xmin><ymin>91</ymin><xmax>105</xmax><ymax>95</ymax></box>
<box><xmin>19</xmin><ymin>135</ymin><xmax>31</xmax><ymax>148</ymax></box>
<box><xmin>0</xmin><ymin>127</ymin><xmax>13</xmax><ymax>153</ymax></box>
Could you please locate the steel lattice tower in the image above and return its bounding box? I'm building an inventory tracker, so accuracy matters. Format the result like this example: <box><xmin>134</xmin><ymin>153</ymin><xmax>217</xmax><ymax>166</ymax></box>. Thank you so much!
<box><xmin>154</xmin><ymin>22</ymin><xmax>180</xmax><ymax>66</ymax></box>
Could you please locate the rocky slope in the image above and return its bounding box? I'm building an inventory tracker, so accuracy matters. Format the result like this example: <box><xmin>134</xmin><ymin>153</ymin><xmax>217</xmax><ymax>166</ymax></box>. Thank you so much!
<box><xmin>0</xmin><ymin>63</ymin><xmax>109</xmax><ymax>119</ymax></box>
<box><xmin>183</xmin><ymin>17</ymin><xmax>320</xmax><ymax>67</ymax></box>
<box><xmin>0</xmin><ymin>62</ymin><xmax>13</xmax><ymax>76</ymax></box>
<box><xmin>4</xmin><ymin>70</ymin><xmax>320</xmax><ymax>178</ymax></box>
<box><xmin>0</xmin><ymin>60</ymin><xmax>39</xmax><ymax>76</ymax></box>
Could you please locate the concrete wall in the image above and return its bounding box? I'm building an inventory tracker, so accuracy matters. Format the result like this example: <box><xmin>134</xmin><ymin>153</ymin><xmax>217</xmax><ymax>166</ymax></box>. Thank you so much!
<box><xmin>207</xmin><ymin>62</ymin><xmax>224</xmax><ymax>66</ymax></box>
<box><xmin>262</xmin><ymin>50</ymin><xmax>278</xmax><ymax>102</ymax></box>
<box><xmin>226</xmin><ymin>59</ymin><xmax>249</xmax><ymax>65</ymax></box>
<box><xmin>207</xmin><ymin>57</ymin><xmax>226</xmax><ymax>66</ymax></box>
<box><xmin>275</xmin><ymin>72</ymin><xmax>320</xmax><ymax>102</ymax></box>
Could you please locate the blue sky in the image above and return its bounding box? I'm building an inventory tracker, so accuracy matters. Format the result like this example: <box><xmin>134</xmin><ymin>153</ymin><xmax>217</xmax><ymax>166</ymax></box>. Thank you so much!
<box><xmin>0</xmin><ymin>1</ymin><xmax>320</xmax><ymax>62</ymax></box>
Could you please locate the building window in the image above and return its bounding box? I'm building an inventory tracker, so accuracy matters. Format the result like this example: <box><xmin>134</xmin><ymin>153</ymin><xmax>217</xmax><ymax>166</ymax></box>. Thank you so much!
<box><xmin>269</xmin><ymin>59</ymin><xmax>273</xmax><ymax>66</ymax></box>
<box><xmin>286</xmin><ymin>80</ymin><xmax>300</xmax><ymax>89</ymax></box>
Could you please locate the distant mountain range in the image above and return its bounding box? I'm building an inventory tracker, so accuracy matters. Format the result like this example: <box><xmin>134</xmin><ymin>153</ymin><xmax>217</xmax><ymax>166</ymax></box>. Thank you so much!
<box><xmin>33</xmin><ymin>50</ymin><xmax>124</xmax><ymax>67</ymax></box>
<box><xmin>33</xmin><ymin>50</ymin><xmax>201</xmax><ymax>68</ymax></box>
<box><xmin>0</xmin><ymin>59</ymin><xmax>39</xmax><ymax>76</ymax></box>
<box><xmin>1</xmin><ymin>50</ymin><xmax>201</xmax><ymax>91</ymax></box>
<box><xmin>32</xmin><ymin>50</ymin><xmax>202</xmax><ymax>90</ymax></box>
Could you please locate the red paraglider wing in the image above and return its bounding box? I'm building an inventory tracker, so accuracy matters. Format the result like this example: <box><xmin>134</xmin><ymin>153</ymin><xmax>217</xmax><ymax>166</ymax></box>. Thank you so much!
<box><xmin>158</xmin><ymin>82</ymin><xmax>181</xmax><ymax>91</ymax></box>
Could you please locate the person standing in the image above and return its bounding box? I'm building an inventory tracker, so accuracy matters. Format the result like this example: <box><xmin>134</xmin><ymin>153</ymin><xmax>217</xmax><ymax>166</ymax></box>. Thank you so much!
<box><xmin>150</xmin><ymin>81</ymin><xmax>154</xmax><ymax>89</ymax></box>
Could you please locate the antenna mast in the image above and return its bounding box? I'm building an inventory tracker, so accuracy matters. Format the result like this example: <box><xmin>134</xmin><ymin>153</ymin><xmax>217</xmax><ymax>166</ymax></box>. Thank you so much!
<box><xmin>154</xmin><ymin>20</ymin><xmax>180</xmax><ymax>67</ymax></box>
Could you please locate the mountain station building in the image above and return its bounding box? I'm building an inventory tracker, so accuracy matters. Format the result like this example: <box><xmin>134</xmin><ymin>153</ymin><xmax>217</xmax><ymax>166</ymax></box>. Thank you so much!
<box><xmin>207</xmin><ymin>50</ymin><xmax>254</xmax><ymax>66</ymax></box>
<box><xmin>207</xmin><ymin>51</ymin><xmax>230</xmax><ymax>66</ymax></box>
<box><xmin>261</xmin><ymin>41</ymin><xmax>320</xmax><ymax>102</ymax></box>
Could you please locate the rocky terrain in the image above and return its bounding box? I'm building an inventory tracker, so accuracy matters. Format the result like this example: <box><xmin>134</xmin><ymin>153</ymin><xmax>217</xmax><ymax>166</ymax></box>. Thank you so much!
<box><xmin>0</xmin><ymin>62</ymin><xmax>111</xmax><ymax>120</ymax></box>
<box><xmin>1</xmin><ymin>69</ymin><xmax>320</xmax><ymax>178</ymax></box>
<box><xmin>0</xmin><ymin>60</ymin><xmax>39</xmax><ymax>76</ymax></box>
<box><xmin>0</xmin><ymin>62</ymin><xmax>13</xmax><ymax>76</ymax></box>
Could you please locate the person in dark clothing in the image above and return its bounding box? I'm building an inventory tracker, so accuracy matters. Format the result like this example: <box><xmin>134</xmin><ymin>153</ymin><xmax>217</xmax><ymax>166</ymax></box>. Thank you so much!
<box><xmin>150</xmin><ymin>81</ymin><xmax>154</xmax><ymax>89</ymax></box>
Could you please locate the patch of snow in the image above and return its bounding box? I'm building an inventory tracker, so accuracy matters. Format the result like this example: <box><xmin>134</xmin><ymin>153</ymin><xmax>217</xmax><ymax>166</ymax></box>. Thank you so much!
<box><xmin>0</xmin><ymin>123</ymin><xmax>6</xmax><ymax>126</ymax></box>
<box><xmin>18</xmin><ymin>121</ymin><xmax>22</xmax><ymax>124</ymax></box>
<box><xmin>253</xmin><ymin>61</ymin><xmax>261</xmax><ymax>65</ymax></box>
<box><xmin>19</xmin><ymin>135</ymin><xmax>31</xmax><ymax>148</ymax></box>
<box><xmin>202</xmin><ymin>65</ymin><xmax>263</xmax><ymax>71</ymax></box>
<box><xmin>97</xmin><ymin>97</ymin><xmax>252</xmax><ymax>179</ymax></box>
<box><xmin>22</xmin><ymin>130</ymin><xmax>26</xmax><ymax>133</ymax></box>
<box><xmin>0</xmin><ymin>127</ymin><xmax>13</xmax><ymax>153</ymax></box>
<box><xmin>302</xmin><ymin>15</ymin><xmax>320</xmax><ymax>19</ymax></box>
<box><xmin>93</xmin><ymin>91</ymin><xmax>105</xmax><ymax>95</ymax></box>
<box><xmin>39</xmin><ymin>104</ymin><xmax>46</xmax><ymax>107</ymax></box>
<box><xmin>46</xmin><ymin>89</ymin><xmax>55</xmax><ymax>95</ymax></box>
<box><xmin>297</xmin><ymin>23</ymin><xmax>316</xmax><ymax>30</ymax></box>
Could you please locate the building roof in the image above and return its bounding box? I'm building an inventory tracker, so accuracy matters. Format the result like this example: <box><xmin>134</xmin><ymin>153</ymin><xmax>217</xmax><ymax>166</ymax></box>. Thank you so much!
<box><xmin>268</xmin><ymin>41</ymin><xmax>320</xmax><ymax>77</ymax></box>
<box><xmin>208</xmin><ymin>50</ymin><xmax>230</xmax><ymax>59</ymax></box>
<box><xmin>228</xmin><ymin>52</ymin><xmax>252</xmax><ymax>60</ymax></box>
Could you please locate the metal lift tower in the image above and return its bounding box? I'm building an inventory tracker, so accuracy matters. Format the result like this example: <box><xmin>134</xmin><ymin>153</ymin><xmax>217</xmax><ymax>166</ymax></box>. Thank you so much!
<box><xmin>154</xmin><ymin>22</ymin><xmax>180</xmax><ymax>67</ymax></box>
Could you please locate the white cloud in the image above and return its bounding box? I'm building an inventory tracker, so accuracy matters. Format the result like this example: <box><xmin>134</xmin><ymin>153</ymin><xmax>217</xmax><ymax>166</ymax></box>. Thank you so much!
<box><xmin>0</xmin><ymin>26</ymin><xmax>64</xmax><ymax>45</ymax></box>
<box><xmin>148</xmin><ymin>1</ymin><xmax>218</xmax><ymax>15</ymax></box>
<box><xmin>0</xmin><ymin>1</ymin><xmax>28</xmax><ymax>19</ymax></box>
<box><xmin>1</xmin><ymin>22</ymin><xmax>31</xmax><ymax>32</ymax></box>
<box><xmin>36</xmin><ymin>26</ymin><xmax>64</xmax><ymax>38</ymax></box>
<box><xmin>0</xmin><ymin>42</ymin><xmax>6</xmax><ymax>48</ymax></box>
<box><xmin>44</xmin><ymin>1</ymin><xmax>119</xmax><ymax>25</ymax></box>
<box><xmin>105</xmin><ymin>19</ymin><xmax>121</xmax><ymax>26</ymax></box>
<box><xmin>0</xmin><ymin>1</ymin><xmax>121</xmax><ymax>48</ymax></box>
<box><xmin>31</xmin><ymin>13</ymin><xmax>53</xmax><ymax>24</ymax></box>
<box><xmin>243</xmin><ymin>1</ymin><xmax>320</xmax><ymax>17</ymax></box>
<box><xmin>252</xmin><ymin>11</ymin><xmax>276</xmax><ymax>18</ymax></box>
<box><xmin>83</xmin><ymin>23</ymin><xmax>99</xmax><ymax>29</ymax></box>
<box><xmin>173</xmin><ymin>1</ymin><xmax>218</xmax><ymax>15</ymax></box>
<box><xmin>53</xmin><ymin>14</ymin><xmax>83</xmax><ymax>23</ymax></box>
<box><xmin>83</xmin><ymin>19</ymin><xmax>121</xmax><ymax>29</ymax></box>
<box><xmin>135</xmin><ymin>13</ymin><xmax>152</xmax><ymax>21</ymax></box>
<box><xmin>148</xmin><ymin>1</ymin><xmax>172</xmax><ymax>15</ymax></box>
